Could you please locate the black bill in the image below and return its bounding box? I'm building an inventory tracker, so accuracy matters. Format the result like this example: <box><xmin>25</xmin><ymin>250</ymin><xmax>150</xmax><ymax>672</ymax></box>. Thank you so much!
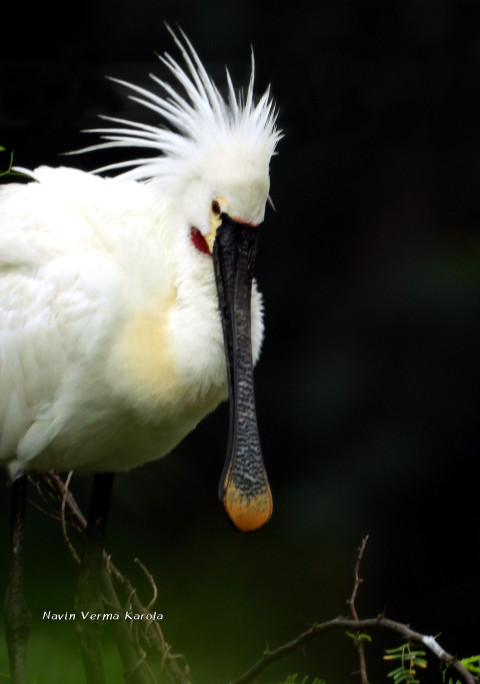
<box><xmin>213</xmin><ymin>214</ymin><xmax>272</xmax><ymax>532</ymax></box>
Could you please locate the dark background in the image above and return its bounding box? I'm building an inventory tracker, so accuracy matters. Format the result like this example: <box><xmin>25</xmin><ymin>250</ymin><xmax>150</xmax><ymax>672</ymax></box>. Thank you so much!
<box><xmin>1</xmin><ymin>1</ymin><xmax>479</xmax><ymax>682</ymax></box>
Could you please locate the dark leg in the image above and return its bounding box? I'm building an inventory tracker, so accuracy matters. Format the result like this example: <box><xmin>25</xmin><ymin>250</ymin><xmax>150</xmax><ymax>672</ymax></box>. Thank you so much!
<box><xmin>75</xmin><ymin>472</ymin><xmax>115</xmax><ymax>684</ymax></box>
<box><xmin>4</xmin><ymin>474</ymin><xmax>32</xmax><ymax>684</ymax></box>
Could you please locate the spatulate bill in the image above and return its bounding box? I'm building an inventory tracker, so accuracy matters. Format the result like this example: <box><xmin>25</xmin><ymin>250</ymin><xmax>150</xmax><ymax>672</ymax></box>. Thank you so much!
<box><xmin>213</xmin><ymin>216</ymin><xmax>272</xmax><ymax>532</ymax></box>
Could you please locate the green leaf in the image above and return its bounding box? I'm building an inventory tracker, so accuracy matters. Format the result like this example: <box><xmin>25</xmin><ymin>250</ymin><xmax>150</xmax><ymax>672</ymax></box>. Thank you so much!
<box><xmin>346</xmin><ymin>630</ymin><xmax>372</xmax><ymax>643</ymax></box>
<box><xmin>459</xmin><ymin>654</ymin><xmax>480</xmax><ymax>674</ymax></box>
<box><xmin>0</xmin><ymin>147</ymin><xmax>14</xmax><ymax>177</ymax></box>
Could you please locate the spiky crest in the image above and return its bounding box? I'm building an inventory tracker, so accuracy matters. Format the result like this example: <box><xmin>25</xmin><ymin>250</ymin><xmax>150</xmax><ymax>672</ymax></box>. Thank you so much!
<box><xmin>80</xmin><ymin>27</ymin><xmax>282</xmax><ymax>188</ymax></box>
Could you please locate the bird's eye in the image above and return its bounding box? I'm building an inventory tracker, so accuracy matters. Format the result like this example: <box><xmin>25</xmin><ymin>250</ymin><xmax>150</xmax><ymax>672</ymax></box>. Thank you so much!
<box><xmin>211</xmin><ymin>200</ymin><xmax>221</xmax><ymax>216</ymax></box>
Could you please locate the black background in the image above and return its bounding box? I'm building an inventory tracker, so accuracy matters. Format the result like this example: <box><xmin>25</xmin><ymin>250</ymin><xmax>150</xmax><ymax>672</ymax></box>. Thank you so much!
<box><xmin>1</xmin><ymin>1</ymin><xmax>479</xmax><ymax>682</ymax></box>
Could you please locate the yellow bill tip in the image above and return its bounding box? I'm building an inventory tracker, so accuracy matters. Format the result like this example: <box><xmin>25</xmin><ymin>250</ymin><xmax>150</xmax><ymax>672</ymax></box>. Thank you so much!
<box><xmin>223</xmin><ymin>482</ymin><xmax>273</xmax><ymax>532</ymax></box>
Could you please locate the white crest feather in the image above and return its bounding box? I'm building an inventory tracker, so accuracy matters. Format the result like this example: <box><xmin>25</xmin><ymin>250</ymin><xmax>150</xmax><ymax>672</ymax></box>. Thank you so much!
<box><xmin>78</xmin><ymin>27</ymin><xmax>282</xmax><ymax>187</ymax></box>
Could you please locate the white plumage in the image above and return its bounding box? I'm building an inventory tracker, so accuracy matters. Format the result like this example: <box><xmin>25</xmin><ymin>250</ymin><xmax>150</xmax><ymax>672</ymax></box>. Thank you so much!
<box><xmin>1</xmin><ymin>31</ymin><xmax>281</xmax><ymax>684</ymax></box>
<box><xmin>0</xmin><ymin>29</ymin><xmax>281</xmax><ymax>511</ymax></box>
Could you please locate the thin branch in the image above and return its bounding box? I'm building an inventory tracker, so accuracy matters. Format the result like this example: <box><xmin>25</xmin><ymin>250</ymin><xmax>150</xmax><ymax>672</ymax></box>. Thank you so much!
<box><xmin>36</xmin><ymin>471</ymin><xmax>191</xmax><ymax>684</ymax></box>
<box><xmin>60</xmin><ymin>471</ymin><xmax>81</xmax><ymax>565</ymax></box>
<box><xmin>33</xmin><ymin>474</ymin><xmax>477</xmax><ymax>684</ymax></box>
<box><xmin>26</xmin><ymin>474</ymin><xmax>63</xmax><ymax>524</ymax></box>
<box><xmin>347</xmin><ymin>535</ymin><xmax>369</xmax><ymax>683</ymax></box>
<box><xmin>134</xmin><ymin>558</ymin><xmax>158</xmax><ymax>613</ymax></box>
<box><xmin>229</xmin><ymin>615</ymin><xmax>478</xmax><ymax>684</ymax></box>
<box><xmin>99</xmin><ymin>568</ymin><xmax>154</xmax><ymax>684</ymax></box>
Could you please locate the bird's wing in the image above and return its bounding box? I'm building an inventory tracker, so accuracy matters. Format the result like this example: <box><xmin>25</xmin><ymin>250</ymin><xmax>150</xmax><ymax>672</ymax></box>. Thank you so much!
<box><xmin>0</xmin><ymin>168</ymin><xmax>150</xmax><ymax>473</ymax></box>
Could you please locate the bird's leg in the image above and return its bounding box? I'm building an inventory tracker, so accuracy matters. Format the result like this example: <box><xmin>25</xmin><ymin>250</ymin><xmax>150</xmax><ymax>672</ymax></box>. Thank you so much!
<box><xmin>75</xmin><ymin>472</ymin><xmax>115</xmax><ymax>684</ymax></box>
<box><xmin>4</xmin><ymin>473</ymin><xmax>32</xmax><ymax>684</ymax></box>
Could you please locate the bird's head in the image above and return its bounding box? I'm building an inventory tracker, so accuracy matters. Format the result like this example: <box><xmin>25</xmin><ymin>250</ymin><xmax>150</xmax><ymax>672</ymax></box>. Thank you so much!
<box><xmin>84</xmin><ymin>27</ymin><xmax>281</xmax><ymax>532</ymax></box>
<box><xmin>183</xmin><ymin>138</ymin><xmax>271</xmax><ymax>253</ymax></box>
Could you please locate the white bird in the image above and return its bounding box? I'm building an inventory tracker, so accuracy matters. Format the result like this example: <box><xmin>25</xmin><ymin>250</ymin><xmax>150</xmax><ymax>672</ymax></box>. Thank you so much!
<box><xmin>0</xmin><ymin>28</ymin><xmax>281</xmax><ymax>684</ymax></box>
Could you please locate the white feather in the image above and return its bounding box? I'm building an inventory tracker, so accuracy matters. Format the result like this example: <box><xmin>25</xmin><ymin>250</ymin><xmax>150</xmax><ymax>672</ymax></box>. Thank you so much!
<box><xmin>77</xmin><ymin>26</ymin><xmax>282</xmax><ymax>188</ymax></box>
<box><xmin>1</xmin><ymin>30</ymin><xmax>280</xmax><ymax>478</ymax></box>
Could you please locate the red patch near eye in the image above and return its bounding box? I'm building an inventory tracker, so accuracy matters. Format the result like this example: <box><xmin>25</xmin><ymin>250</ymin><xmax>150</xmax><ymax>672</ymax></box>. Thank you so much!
<box><xmin>190</xmin><ymin>226</ymin><xmax>210</xmax><ymax>254</ymax></box>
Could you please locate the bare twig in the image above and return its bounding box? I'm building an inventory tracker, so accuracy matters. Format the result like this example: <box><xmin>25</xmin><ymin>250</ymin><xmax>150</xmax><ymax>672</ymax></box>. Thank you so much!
<box><xmin>99</xmin><ymin>568</ymin><xmax>154</xmax><ymax>684</ymax></box>
<box><xmin>230</xmin><ymin>537</ymin><xmax>476</xmax><ymax>684</ymax></box>
<box><xmin>32</xmin><ymin>475</ymin><xmax>477</xmax><ymax>684</ymax></box>
<box><xmin>134</xmin><ymin>558</ymin><xmax>158</xmax><ymax>613</ymax></box>
<box><xmin>347</xmin><ymin>535</ymin><xmax>369</xmax><ymax>683</ymax></box>
<box><xmin>229</xmin><ymin>615</ymin><xmax>478</xmax><ymax>684</ymax></box>
<box><xmin>26</xmin><ymin>474</ymin><xmax>63</xmax><ymax>523</ymax></box>
<box><xmin>36</xmin><ymin>471</ymin><xmax>191</xmax><ymax>684</ymax></box>
<box><xmin>60</xmin><ymin>471</ymin><xmax>81</xmax><ymax>565</ymax></box>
